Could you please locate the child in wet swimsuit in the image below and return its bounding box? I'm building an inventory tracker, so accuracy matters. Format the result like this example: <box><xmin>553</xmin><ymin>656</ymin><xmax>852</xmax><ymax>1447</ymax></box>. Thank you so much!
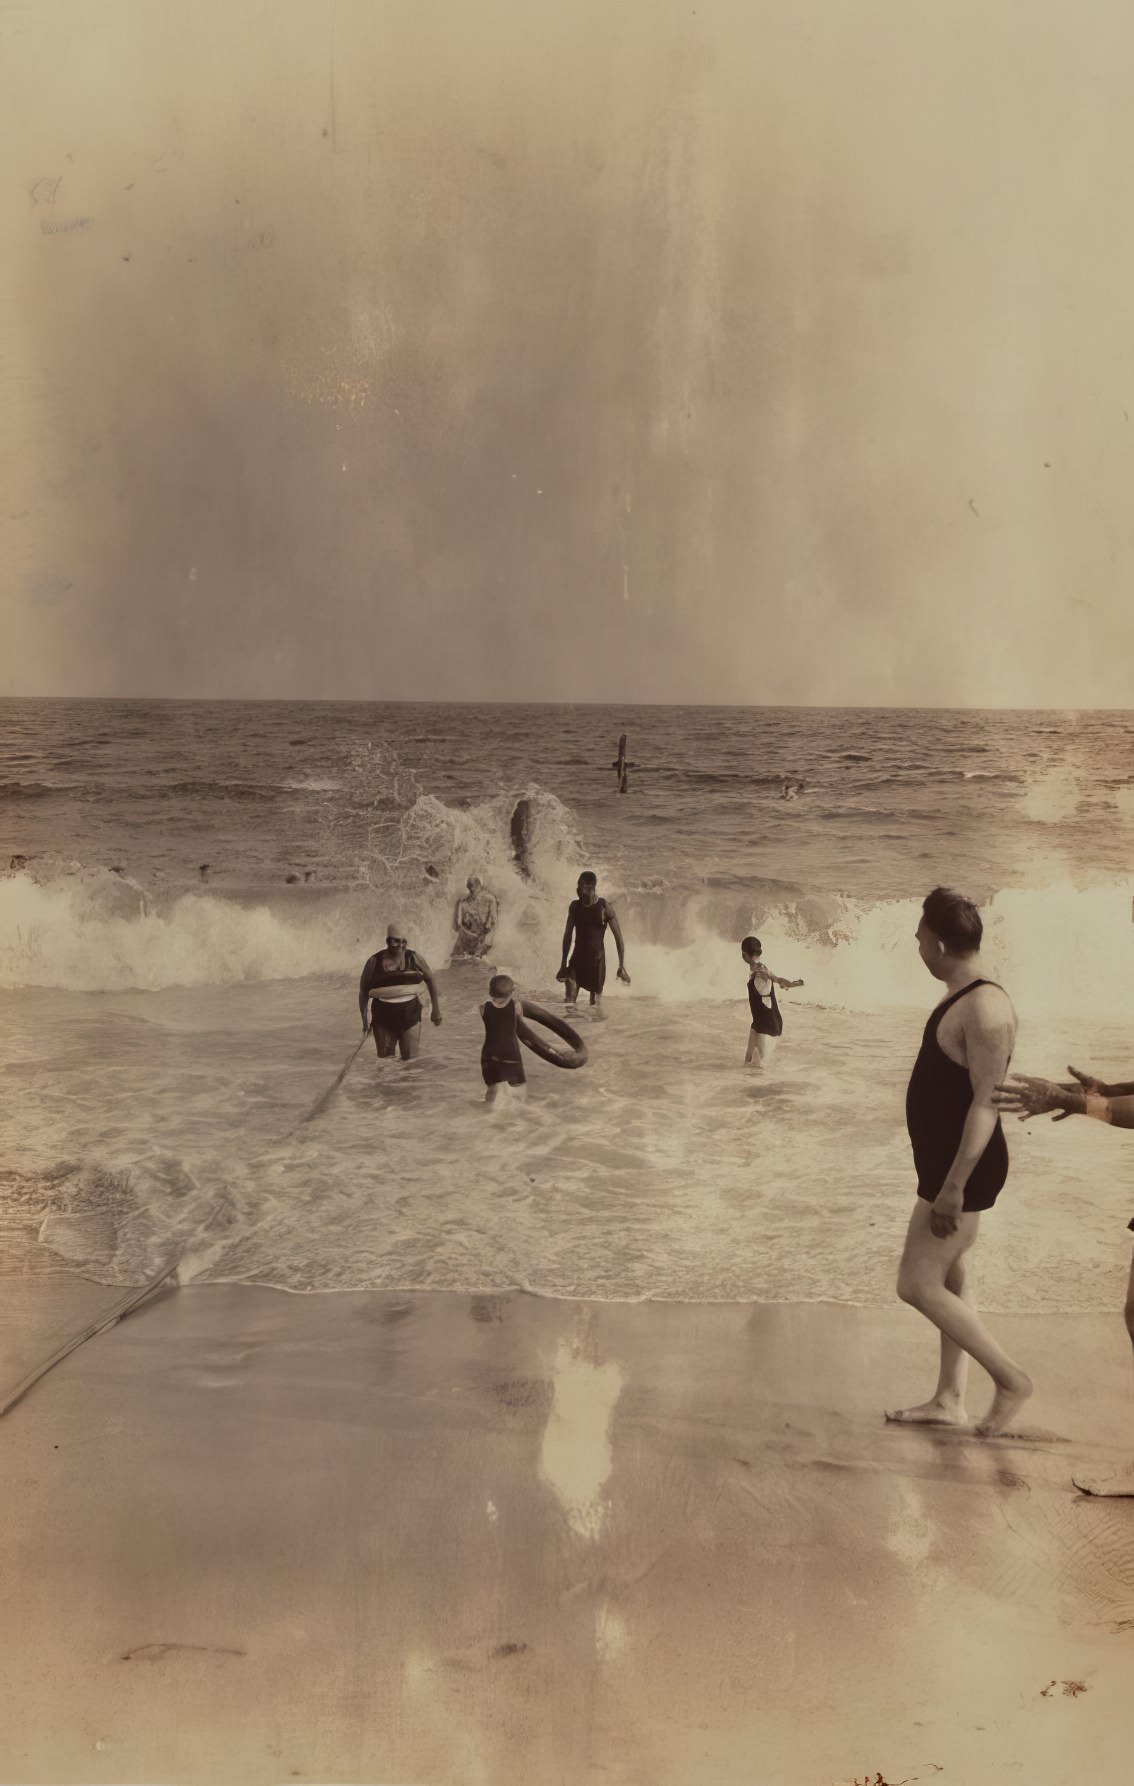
<box><xmin>480</xmin><ymin>973</ymin><xmax>526</xmax><ymax>1105</ymax></box>
<box><xmin>741</xmin><ymin>935</ymin><xmax>804</xmax><ymax>1068</ymax></box>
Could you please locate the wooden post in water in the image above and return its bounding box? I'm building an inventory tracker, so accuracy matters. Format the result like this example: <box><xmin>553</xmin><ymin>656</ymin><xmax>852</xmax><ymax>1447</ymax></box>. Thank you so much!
<box><xmin>614</xmin><ymin>733</ymin><xmax>629</xmax><ymax>794</ymax></box>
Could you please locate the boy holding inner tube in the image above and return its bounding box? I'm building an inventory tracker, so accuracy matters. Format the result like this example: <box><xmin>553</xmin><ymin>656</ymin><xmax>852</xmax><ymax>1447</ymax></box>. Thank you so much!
<box><xmin>480</xmin><ymin>974</ymin><xmax>527</xmax><ymax>1104</ymax></box>
<box><xmin>480</xmin><ymin>973</ymin><xmax>590</xmax><ymax>1103</ymax></box>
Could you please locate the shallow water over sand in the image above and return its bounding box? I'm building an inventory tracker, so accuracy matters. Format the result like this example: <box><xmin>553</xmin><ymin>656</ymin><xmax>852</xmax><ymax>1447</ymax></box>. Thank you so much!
<box><xmin>3</xmin><ymin>974</ymin><xmax>1131</xmax><ymax>1311</ymax></box>
<box><xmin>3</xmin><ymin>698</ymin><xmax>1134</xmax><ymax>1310</ymax></box>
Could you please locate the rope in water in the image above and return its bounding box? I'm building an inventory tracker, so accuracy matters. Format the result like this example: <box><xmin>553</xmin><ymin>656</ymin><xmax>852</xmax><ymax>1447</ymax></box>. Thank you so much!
<box><xmin>287</xmin><ymin>1022</ymin><xmax>373</xmax><ymax>1135</ymax></box>
<box><xmin>0</xmin><ymin>1022</ymin><xmax>380</xmax><ymax>1418</ymax></box>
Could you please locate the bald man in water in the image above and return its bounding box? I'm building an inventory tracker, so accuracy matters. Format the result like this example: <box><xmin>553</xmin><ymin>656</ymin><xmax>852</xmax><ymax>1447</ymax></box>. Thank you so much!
<box><xmin>996</xmin><ymin>1064</ymin><xmax>1134</xmax><ymax>1495</ymax></box>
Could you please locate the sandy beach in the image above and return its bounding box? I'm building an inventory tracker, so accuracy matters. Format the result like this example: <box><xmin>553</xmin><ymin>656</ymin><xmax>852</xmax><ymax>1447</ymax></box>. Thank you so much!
<box><xmin>2</xmin><ymin>1256</ymin><xmax>1132</xmax><ymax>1786</ymax></box>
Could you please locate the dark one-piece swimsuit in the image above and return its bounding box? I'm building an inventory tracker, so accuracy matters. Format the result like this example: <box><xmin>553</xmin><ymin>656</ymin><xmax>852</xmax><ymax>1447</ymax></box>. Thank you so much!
<box><xmin>481</xmin><ymin>999</ymin><xmax>526</xmax><ymax>1087</ymax></box>
<box><xmin>748</xmin><ymin>975</ymin><xmax>784</xmax><ymax>1038</ymax></box>
<box><xmin>906</xmin><ymin>978</ymin><xmax>1009</xmax><ymax>1213</ymax></box>
<box><xmin>568</xmin><ymin>898</ymin><xmax>609</xmax><ymax>995</ymax></box>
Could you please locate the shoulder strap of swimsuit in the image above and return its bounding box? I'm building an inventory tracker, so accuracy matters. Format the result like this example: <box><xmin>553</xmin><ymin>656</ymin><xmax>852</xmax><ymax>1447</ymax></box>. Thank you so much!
<box><xmin>933</xmin><ymin>978</ymin><xmax>994</xmax><ymax>1022</ymax></box>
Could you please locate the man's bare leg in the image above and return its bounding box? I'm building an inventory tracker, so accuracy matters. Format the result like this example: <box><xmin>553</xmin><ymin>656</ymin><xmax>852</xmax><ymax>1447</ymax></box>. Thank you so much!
<box><xmin>886</xmin><ymin>1251</ymin><xmax>973</xmax><ymax>1426</ymax></box>
<box><xmin>887</xmin><ymin>1201</ymin><xmax>1032</xmax><ymax>1436</ymax></box>
<box><xmin>1072</xmin><ymin>1251</ymin><xmax>1134</xmax><ymax>1496</ymax></box>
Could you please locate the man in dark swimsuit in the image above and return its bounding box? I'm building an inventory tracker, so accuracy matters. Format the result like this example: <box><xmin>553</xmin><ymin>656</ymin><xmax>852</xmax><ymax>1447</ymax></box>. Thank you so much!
<box><xmin>886</xmin><ymin>887</ymin><xmax>1032</xmax><ymax>1438</ymax></box>
<box><xmin>557</xmin><ymin>872</ymin><xmax>630</xmax><ymax>1008</ymax></box>
<box><xmin>995</xmin><ymin>1063</ymin><xmax>1134</xmax><ymax>1495</ymax></box>
<box><xmin>358</xmin><ymin>929</ymin><xmax>442</xmax><ymax>1061</ymax></box>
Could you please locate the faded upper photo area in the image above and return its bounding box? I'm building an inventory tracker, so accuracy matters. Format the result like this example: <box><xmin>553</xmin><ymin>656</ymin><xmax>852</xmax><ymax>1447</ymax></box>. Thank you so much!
<box><xmin>4</xmin><ymin>0</ymin><xmax>1134</xmax><ymax>710</ymax></box>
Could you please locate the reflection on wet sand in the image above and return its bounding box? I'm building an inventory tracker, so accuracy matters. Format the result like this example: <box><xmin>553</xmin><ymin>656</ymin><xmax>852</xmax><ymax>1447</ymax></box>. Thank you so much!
<box><xmin>1</xmin><ymin>1273</ymin><xmax>1132</xmax><ymax>1783</ymax></box>
<box><xmin>539</xmin><ymin>1313</ymin><xmax>623</xmax><ymax>1541</ymax></box>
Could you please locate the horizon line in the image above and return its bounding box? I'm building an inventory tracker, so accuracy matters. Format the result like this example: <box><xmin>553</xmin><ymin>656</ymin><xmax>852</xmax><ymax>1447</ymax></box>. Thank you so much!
<box><xmin>0</xmin><ymin>694</ymin><xmax>1128</xmax><ymax>716</ymax></box>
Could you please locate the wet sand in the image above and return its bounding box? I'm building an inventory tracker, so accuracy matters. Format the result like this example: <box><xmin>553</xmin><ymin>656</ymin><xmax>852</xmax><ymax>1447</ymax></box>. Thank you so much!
<box><xmin>1</xmin><ymin>1269</ymin><xmax>1133</xmax><ymax>1785</ymax></box>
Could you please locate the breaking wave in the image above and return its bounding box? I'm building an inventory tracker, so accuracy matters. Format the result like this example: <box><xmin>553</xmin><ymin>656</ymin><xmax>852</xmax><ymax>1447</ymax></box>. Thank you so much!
<box><xmin>2</xmin><ymin>784</ymin><xmax>1131</xmax><ymax>1019</ymax></box>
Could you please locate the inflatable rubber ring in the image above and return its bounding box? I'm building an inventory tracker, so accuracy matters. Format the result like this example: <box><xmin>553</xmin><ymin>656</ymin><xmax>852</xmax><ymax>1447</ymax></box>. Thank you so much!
<box><xmin>516</xmin><ymin>1000</ymin><xmax>588</xmax><ymax>1069</ymax></box>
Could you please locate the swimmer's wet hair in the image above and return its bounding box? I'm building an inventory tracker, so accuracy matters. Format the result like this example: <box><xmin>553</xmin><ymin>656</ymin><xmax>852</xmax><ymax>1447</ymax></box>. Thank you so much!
<box><xmin>489</xmin><ymin>974</ymin><xmax>514</xmax><ymax>998</ymax></box>
<box><xmin>741</xmin><ymin>936</ymin><xmax>762</xmax><ymax>956</ymax></box>
<box><xmin>578</xmin><ymin>870</ymin><xmax>597</xmax><ymax>886</ymax></box>
<box><xmin>922</xmin><ymin>887</ymin><xmax>983</xmax><ymax>955</ymax></box>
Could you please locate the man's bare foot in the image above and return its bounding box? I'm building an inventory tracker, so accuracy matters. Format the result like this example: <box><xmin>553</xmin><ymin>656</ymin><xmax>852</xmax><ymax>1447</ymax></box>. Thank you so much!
<box><xmin>1072</xmin><ymin>1463</ymin><xmax>1134</xmax><ymax>1497</ymax></box>
<box><xmin>974</xmin><ymin>1371</ymin><xmax>1033</xmax><ymax>1437</ymax></box>
<box><xmin>884</xmin><ymin>1397</ymin><xmax>968</xmax><ymax>1428</ymax></box>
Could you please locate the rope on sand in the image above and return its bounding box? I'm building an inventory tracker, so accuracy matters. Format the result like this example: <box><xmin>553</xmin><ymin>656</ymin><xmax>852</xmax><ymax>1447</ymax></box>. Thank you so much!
<box><xmin>2</xmin><ymin>1025</ymin><xmax>378</xmax><ymax>1419</ymax></box>
<box><xmin>0</xmin><ymin>1259</ymin><xmax>179</xmax><ymax>1419</ymax></box>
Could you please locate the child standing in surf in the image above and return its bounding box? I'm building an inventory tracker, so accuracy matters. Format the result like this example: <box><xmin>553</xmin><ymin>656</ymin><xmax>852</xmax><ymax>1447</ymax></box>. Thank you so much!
<box><xmin>742</xmin><ymin>936</ymin><xmax>804</xmax><ymax>1069</ymax></box>
<box><xmin>480</xmin><ymin>973</ymin><xmax>526</xmax><ymax>1105</ymax></box>
<box><xmin>557</xmin><ymin>872</ymin><xmax>630</xmax><ymax>1010</ymax></box>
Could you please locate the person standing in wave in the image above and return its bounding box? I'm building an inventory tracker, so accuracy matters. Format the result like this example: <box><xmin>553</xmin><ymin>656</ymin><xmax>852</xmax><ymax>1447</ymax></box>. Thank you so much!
<box><xmin>452</xmin><ymin>876</ymin><xmax>499</xmax><ymax>961</ymax></box>
<box><xmin>886</xmin><ymin>887</ymin><xmax>1032</xmax><ymax>1438</ymax></box>
<box><xmin>741</xmin><ymin>937</ymin><xmax>804</xmax><ymax>1069</ymax></box>
<box><xmin>994</xmin><ymin>1062</ymin><xmax>1134</xmax><ymax>1495</ymax></box>
<box><xmin>358</xmin><ymin>928</ymin><xmax>442</xmax><ymax>1061</ymax></box>
<box><xmin>557</xmin><ymin>872</ymin><xmax>630</xmax><ymax>1009</ymax></box>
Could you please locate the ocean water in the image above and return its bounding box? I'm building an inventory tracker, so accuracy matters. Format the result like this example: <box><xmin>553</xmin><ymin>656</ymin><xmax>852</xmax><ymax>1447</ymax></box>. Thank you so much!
<box><xmin>2</xmin><ymin>699</ymin><xmax>1133</xmax><ymax>1311</ymax></box>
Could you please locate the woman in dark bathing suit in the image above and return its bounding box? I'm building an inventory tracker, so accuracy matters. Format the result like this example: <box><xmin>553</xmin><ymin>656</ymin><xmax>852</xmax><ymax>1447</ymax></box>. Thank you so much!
<box><xmin>358</xmin><ymin>929</ymin><xmax>442</xmax><ymax>1060</ymax></box>
<box><xmin>741</xmin><ymin>936</ymin><xmax>804</xmax><ymax>1068</ymax></box>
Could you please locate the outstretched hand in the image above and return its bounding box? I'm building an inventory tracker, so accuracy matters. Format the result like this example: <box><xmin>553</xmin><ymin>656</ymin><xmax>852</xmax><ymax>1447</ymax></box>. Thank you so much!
<box><xmin>994</xmin><ymin>1073</ymin><xmax>1075</xmax><ymax>1121</ymax></box>
<box><xmin>1062</xmin><ymin>1065</ymin><xmax>1102</xmax><ymax>1096</ymax></box>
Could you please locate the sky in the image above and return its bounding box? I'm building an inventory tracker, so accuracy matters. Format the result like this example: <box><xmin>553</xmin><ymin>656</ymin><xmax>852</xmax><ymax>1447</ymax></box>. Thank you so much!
<box><xmin>3</xmin><ymin>0</ymin><xmax>1134</xmax><ymax>708</ymax></box>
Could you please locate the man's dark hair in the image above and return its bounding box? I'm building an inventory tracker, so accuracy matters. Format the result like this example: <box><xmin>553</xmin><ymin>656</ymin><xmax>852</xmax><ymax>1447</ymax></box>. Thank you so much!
<box><xmin>741</xmin><ymin>936</ymin><xmax>762</xmax><ymax>956</ymax></box>
<box><xmin>489</xmin><ymin>973</ymin><xmax>514</xmax><ymax>998</ymax></box>
<box><xmin>578</xmin><ymin>870</ymin><xmax>597</xmax><ymax>887</ymax></box>
<box><xmin>922</xmin><ymin>887</ymin><xmax>983</xmax><ymax>956</ymax></box>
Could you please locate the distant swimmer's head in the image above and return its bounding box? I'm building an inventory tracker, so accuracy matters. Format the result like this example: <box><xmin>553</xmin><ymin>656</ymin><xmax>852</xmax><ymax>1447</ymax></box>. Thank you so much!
<box><xmin>9</xmin><ymin>854</ymin><xmax>27</xmax><ymax>872</ymax></box>
<box><xmin>488</xmin><ymin>973</ymin><xmax>515</xmax><ymax>1006</ymax></box>
<box><xmin>467</xmin><ymin>876</ymin><xmax>482</xmax><ymax>894</ymax></box>
<box><xmin>741</xmin><ymin>935</ymin><xmax>763</xmax><ymax>965</ymax></box>
<box><xmin>577</xmin><ymin>871</ymin><xmax>598</xmax><ymax>903</ymax></box>
<box><xmin>917</xmin><ymin>887</ymin><xmax>983</xmax><ymax>977</ymax></box>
